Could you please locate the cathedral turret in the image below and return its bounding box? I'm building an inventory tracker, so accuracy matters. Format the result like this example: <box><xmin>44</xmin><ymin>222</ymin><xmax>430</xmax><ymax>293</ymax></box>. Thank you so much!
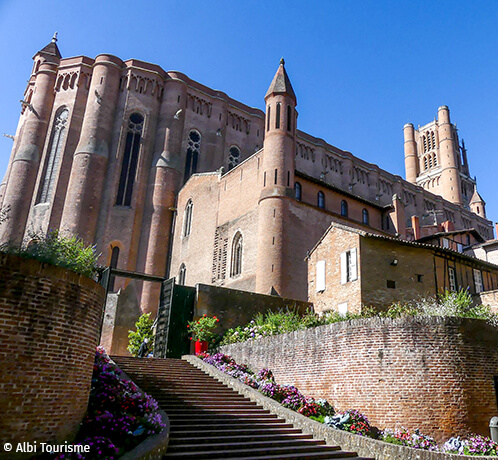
<box><xmin>256</xmin><ymin>59</ymin><xmax>298</xmax><ymax>297</ymax></box>
<box><xmin>403</xmin><ymin>123</ymin><xmax>418</xmax><ymax>184</ymax></box>
<box><xmin>59</xmin><ymin>54</ymin><xmax>123</xmax><ymax>243</ymax></box>
<box><xmin>140</xmin><ymin>78</ymin><xmax>188</xmax><ymax>314</ymax></box>
<box><xmin>437</xmin><ymin>105</ymin><xmax>463</xmax><ymax>206</ymax></box>
<box><xmin>470</xmin><ymin>187</ymin><xmax>486</xmax><ymax>219</ymax></box>
<box><xmin>0</xmin><ymin>35</ymin><xmax>61</xmax><ymax>244</ymax></box>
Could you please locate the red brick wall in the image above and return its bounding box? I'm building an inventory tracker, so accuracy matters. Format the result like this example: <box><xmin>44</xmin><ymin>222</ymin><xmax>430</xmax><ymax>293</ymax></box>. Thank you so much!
<box><xmin>221</xmin><ymin>316</ymin><xmax>498</xmax><ymax>442</ymax></box>
<box><xmin>0</xmin><ymin>253</ymin><xmax>105</xmax><ymax>445</ymax></box>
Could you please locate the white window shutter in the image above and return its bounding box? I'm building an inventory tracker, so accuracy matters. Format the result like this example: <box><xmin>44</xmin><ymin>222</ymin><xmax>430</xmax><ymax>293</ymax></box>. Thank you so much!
<box><xmin>340</xmin><ymin>252</ymin><xmax>348</xmax><ymax>284</ymax></box>
<box><xmin>349</xmin><ymin>248</ymin><xmax>358</xmax><ymax>281</ymax></box>
<box><xmin>316</xmin><ymin>260</ymin><xmax>326</xmax><ymax>292</ymax></box>
<box><xmin>473</xmin><ymin>269</ymin><xmax>483</xmax><ymax>293</ymax></box>
<box><xmin>338</xmin><ymin>302</ymin><xmax>348</xmax><ymax>316</ymax></box>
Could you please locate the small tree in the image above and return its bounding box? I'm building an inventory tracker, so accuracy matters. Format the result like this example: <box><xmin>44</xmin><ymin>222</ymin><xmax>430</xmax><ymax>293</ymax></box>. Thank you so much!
<box><xmin>128</xmin><ymin>313</ymin><xmax>155</xmax><ymax>357</ymax></box>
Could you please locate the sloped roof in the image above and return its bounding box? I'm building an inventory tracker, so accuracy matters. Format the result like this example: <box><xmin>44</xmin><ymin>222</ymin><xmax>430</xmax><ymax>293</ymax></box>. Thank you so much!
<box><xmin>265</xmin><ymin>58</ymin><xmax>296</xmax><ymax>102</ymax></box>
<box><xmin>307</xmin><ymin>222</ymin><xmax>498</xmax><ymax>271</ymax></box>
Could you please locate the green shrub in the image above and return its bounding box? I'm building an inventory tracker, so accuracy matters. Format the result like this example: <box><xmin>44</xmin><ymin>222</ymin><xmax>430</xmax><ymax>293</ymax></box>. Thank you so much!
<box><xmin>0</xmin><ymin>229</ymin><xmax>99</xmax><ymax>277</ymax></box>
<box><xmin>128</xmin><ymin>313</ymin><xmax>155</xmax><ymax>357</ymax></box>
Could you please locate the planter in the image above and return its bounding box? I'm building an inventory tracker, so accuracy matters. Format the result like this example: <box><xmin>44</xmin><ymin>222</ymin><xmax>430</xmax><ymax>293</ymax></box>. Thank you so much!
<box><xmin>195</xmin><ymin>340</ymin><xmax>208</xmax><ymax>355</ymax></box>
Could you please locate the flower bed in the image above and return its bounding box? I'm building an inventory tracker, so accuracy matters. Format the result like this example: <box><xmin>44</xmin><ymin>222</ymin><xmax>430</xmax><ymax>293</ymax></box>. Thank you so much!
<box><xmin>49</xmin><ymin>347</ymin><xmax>166</xmax><ymax>459</ymax></box>
<box><xmin>199</xmin><ymin>352</ymin><xmax>498</xmax><ymax>456</ymax></box>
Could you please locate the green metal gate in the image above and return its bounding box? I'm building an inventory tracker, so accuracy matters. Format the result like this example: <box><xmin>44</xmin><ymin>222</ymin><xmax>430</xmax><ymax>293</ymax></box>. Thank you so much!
<box><xmin>154</xmin><ymin>278</ymin><xmax>195</xmax><ymax>358</ymax></box>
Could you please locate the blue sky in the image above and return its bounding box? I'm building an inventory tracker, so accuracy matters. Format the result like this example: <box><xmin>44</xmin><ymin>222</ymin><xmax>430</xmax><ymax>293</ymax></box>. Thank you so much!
<box><xmin>0</xmin><ymin>0</ymin><xmax>496</xmax><ymax>227</ymax></box>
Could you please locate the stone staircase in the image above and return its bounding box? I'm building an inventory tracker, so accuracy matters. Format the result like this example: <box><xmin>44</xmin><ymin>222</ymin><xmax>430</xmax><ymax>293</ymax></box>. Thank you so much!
<box><xmin>113</xmin><ymin>356</ymin><xmax>373</xmax><ymax>459</ymax></box>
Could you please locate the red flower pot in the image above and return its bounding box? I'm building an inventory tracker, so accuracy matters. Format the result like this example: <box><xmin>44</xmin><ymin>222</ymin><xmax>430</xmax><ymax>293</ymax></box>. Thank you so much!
<box><xmin>195</xmin><ymin>340</ymin><xmax>208</xmax><ymax>355</ymax></box>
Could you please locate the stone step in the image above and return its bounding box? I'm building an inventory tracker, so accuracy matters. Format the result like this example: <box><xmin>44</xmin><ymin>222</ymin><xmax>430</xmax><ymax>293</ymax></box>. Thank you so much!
<box><xmin>170</xmin><ymin>426</ymin><xmax>301</xmax><ymax>437</ymax></box>
<box><xmin>163</xmin><ymin>445</ymin><xmax>359</xmax><ymax>459</ymax></box>
<box><xmin>169</xmin><ymin>432</ymin><xmax>315</xmax><ymax>444</ymax></box>
<box><xmin>112</xmin><ymin>356</ymin><xmax>370</xmax><ymax>460</ymax></box>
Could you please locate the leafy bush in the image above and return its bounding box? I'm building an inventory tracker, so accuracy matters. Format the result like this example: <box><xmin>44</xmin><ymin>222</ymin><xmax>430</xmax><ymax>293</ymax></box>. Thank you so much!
<box><xmin>128</xmin><ymin>313</ymin><xmax>155</xmax><ymax>357</ymax></box>
<box><xmin>187</xmin><ymin>314</ymin><xmax>220</xmax><ymax>342</ymax></box>
<box><xmin>56</xmin><ymin>347</ymin><xmax>165</xmax><ymax>459</ymax></box>
<box><xmin>0</xmin><ymin>229</ymin><xmax>99</xmax><ymax>277</ymax></box>
<box><xmin>325</xmin><ymin>410</ymin><xmax>373</xmax><ymax>436</ymax></box>
<box><xmin>462</xmin><ymin>435</ymin><xmax>498</xmax><ymax>456</ymax></box>
<box><xmin>381</xmin><ymin>427</ymin><xmax>438</xmax><ymax>451</ymax></box>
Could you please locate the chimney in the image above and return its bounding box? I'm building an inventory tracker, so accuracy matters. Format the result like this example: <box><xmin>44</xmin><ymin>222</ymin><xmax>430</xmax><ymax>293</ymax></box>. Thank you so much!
<box><xmin>442</xmin><ymin>220</ymin><xmax>455</xmax><ymax>232</ymax></box>
<box><xmin>412</xmin><ymin>215</ymin><xmax>421</xmax><ymax>240</ymax></box>
<box><xmin>495</xmin><ymin>222</ymin><xmax>498</xmax><ymax>239</ymax></box>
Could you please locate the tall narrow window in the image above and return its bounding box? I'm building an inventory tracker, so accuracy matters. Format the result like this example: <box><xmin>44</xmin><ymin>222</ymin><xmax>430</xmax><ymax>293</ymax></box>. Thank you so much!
<box><xmin>116</xmin><ymin>113</ymin><xmax>144</xmax><ymax>206</ymax></box>
<box><xmin>108</xmin><ymin>246</ymin><xmax>120</xmax><ymax>292</ymax></box>
<box><xmin>316</xmin><ymin>260</ymin><xmax>326</xmax><ymax>292</ymax></box>
<box><xmin>183</xmin><ymin>199</ymin><xmax>193</xmax><ymax>237</ymax></box>
<box><xmin>178</xmin><ymin>264</ymin><xmax>186</xmax><ymax>285</ymax></box>
<box><xmin>448</xmin><ymin>267</ymin><xmax>457</xmax><ymax>292</ymax></box>
<box><xmin>362</xmin><ymin>208</ymin><xmax>369</xmax><ymax>225</ymax></box>
<box><xmin>267</xmin><ymin>106</ymin><xmax>271</xmax><ymax>131</ymax></box>
<box><xmin>341</xmin><ymin>200</ymin><xmax>348</xmax><ymax>217</ymax></box>
<box><xmin>317</xmin><ymin>191</ymin><xmax>325</xmax><ymax>209</ymax></box>
<box><xmin>275</xmin><ymin>103</ymin><xmax>281</xmax><ymax>129</ymax></box>
<box><xmin>230</xmin><ymin>232</ymin><xmax>243</xmax><ymax>277</ymax></box>
<box><xmin>287</xmin><ymin>105</ymin><xmax>292</xmax><ymax>131</ymax></box>
<box><xmin>294</xmin><ymin>182</ymin><xmax>302</xmax><ymax>201</ymax></box>
<box><xmin>37</xmin><ymin>108</ymin><xmax>69</xmax><ymax>203</ymax></box>
<box><xmin>474</xmin><ymin>269</ymin><xmax>483</xmax><ymax>293</ymax></box>
<box><xmin>340</xmin><ymin>248</ymin><xmax>358</xmax><ymax>284</ymax></box>
<box><xmin>228</xmin><ymin>146</ymin><xmax>241</xmax><ymax>170</ymax></box>
<box><xmin>184</xmin><ymin>130</ymin><xmax>201</xmax><ymax>183</ymax></box>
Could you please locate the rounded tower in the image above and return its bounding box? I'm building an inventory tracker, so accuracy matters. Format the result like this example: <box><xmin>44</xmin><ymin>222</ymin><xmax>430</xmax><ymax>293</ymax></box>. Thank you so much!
<box><xmin>255</xmin><ymin>58</ymin><xmax>297</xmax><ymax>297</ymax></box>
<box><xmin>59</xmin><ymin>54</ymin><xmax>123</xmax><ymax>243</ymax></box>
<box><xmin>0</xmin><ymin>35</ymin><xmax>61</xmax><ymax>245</ymax></box>
<box><xmin>470</xmin><ymin>187</ymin><xmax>486</xmax><ymax>219</ymax></box>
<box><xmin>403</xmin><ymin>123</ymin><xmax>418</xmax><ymax>184</ymax></box>
<box><xmin>140</xmin><ymin>77</ymin><xmax>187</xmax><ymax>314</ymax></box>
<box><xmin>437</xmin><ymin>105</ymin><xmax>463</xmax><ymax>205</ymax></box>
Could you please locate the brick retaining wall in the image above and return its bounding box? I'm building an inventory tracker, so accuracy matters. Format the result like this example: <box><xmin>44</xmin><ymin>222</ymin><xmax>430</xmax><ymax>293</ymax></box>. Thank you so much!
<box><xmin>0</xmin><ymin>253</ymin><xmax>105</xmax><ymax>451</ymax></box>
<box><xmin>221</xmin><ymin>316</ymin><xmax>498</xmax><ymax>442</ymax></box>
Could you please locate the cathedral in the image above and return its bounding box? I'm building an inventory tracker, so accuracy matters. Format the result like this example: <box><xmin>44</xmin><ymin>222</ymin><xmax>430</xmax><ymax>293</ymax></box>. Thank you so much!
<box><xmin>0</xmin><ymin>36</ymin><xmax>493</xmax><ymax>309</ymax></box>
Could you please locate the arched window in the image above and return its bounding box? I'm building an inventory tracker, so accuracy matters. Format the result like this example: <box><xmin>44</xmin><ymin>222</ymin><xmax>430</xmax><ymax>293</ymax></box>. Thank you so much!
<box><xmin>294</xmin><ymin>182</ymin><xmax>302</xmax><ymax>201</ymax></box>
<box><xmin>287</xmin><ymin>105</ymin><xmax>292</xmax><ymax>131</ymax></box>
<box><xmin>178</xmin><ymin>264</ymin><xmax>186</xmax><ymax>285</ymax></box>
<box><xmin>116</xmin><ymin>112</ymin><xmax>144</xmax><ymax>206</ymax></box>
<box><xmin>362</xmin><ymin>208</ymin><xmax>369</xmax><ymax>225</ymax></box>
<box><xmin>108</xmin><ymin>246</ymin><xmax>120</xmax><ymax>292</ymax></box>
<box><xmin>228</xmin><ymin>146</ymin><xmax>241</xmax><ymax>170</ymax></box>
<box><xmin>275</xmin><ymin>103</ymin><xmax>281</xmax><ymax>129</ymax></box>
<box><xmin>317</xmin><ymin>191</ymin><xmax>325</xmax><ymax>209</ymax></box>
<box><xmin>341</xmin><ymin>200</ymin><xmax>348</xmax><ymax>217</ymax></box>
<box><xmin>37</xmin><ymin>108</ymin><xmax>69</xmax><ymax>203</ymax></box>
<box><xmin>230</xmin><ymin>232</ymin><xmax>243</xmax><ymax>277</ymax></box>
<box><xmin>184</xmin><ymin>130</ymin><xmax>201</xmax><ymax>183</ymax></box>
<box><xmin>183</xmin><ymin>199</ymin><xmax>193</xmax><ymax>237</ymax></box>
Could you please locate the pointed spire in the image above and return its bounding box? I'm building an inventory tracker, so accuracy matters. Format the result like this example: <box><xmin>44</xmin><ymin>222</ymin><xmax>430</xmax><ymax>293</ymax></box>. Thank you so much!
<box><xmin>265</xmin><ymin>58</ymin><xmax>296</xmax><ymax>103</ymax></box>
<box><xmin>33</xmin><ymin>34</ymin><xmax>62</xmax><ymax>62</ymax></box>
<box><xmin>470</xmin><ymin>186</ymin><xmax>485</xmax><ymax>205</ymax></box>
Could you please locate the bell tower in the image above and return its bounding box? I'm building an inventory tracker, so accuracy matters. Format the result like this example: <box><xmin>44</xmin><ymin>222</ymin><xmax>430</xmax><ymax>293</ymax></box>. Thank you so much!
<box><xmin>0</xmin><ymin>35</ymin><xmax>61</xmax><ymax>245</ymax></box>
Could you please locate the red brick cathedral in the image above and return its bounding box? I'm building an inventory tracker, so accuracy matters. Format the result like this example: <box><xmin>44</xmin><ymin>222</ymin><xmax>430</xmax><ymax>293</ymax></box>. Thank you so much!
<box><xmin>0</xmin><ymin>36</ymin><xmax>493</xmax><ymax>309</ymax></box>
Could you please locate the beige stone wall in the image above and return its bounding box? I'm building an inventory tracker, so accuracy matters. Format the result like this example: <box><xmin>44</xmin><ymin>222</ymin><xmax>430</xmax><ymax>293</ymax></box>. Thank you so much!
<box><xmin>360</xmin><ymin>237</ymin><xmax>434</xmax><ymax>309</ymax></box>
<box><xmin>308</xmin><ymin>227</ymin><xmax>361</xmax><ymax>313</ymax></box>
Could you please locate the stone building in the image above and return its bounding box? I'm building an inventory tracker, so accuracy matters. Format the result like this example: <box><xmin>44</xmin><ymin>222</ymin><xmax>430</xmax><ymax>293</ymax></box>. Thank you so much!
<box><xmin>0</xmin><ymin>36</ymin><xmax>494</xmax><ymax>310</ymax></box>
<box><xmin>307</xmin><ymin>222</ymin><xmax>498</xmax><ymax>313</ymax></box>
